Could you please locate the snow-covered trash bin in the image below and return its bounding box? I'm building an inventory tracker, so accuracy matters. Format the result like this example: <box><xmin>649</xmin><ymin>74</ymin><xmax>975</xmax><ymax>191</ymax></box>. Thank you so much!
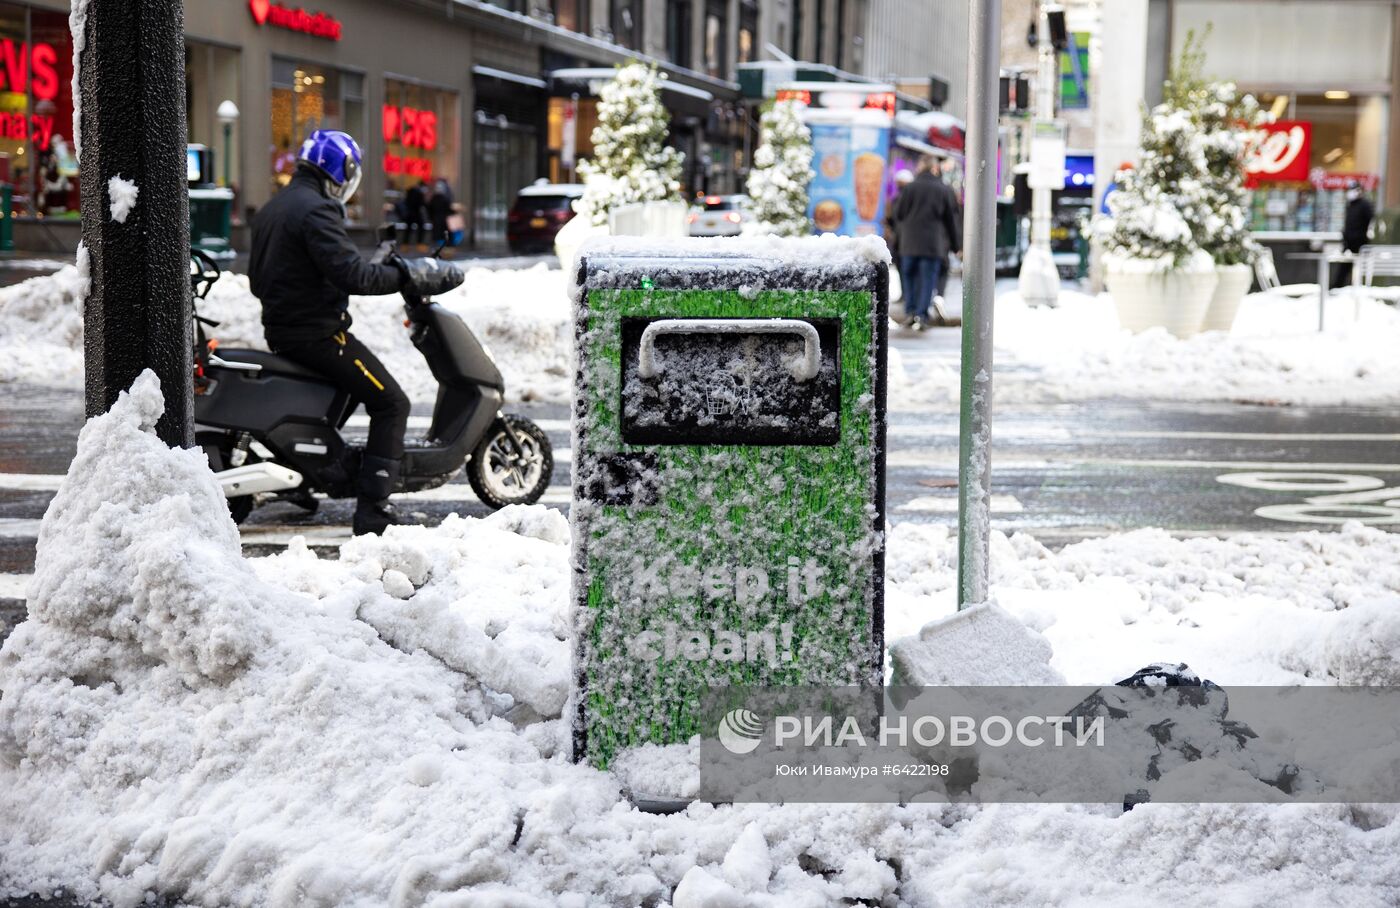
<box><xmin>569</xmin><ymin>235</ymin><xmax>890</xmax><ymax>772</ymax></box>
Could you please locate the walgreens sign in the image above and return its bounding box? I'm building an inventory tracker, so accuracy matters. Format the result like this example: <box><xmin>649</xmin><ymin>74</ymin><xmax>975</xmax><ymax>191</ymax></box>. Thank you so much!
<box><xmin>249</xmin><ymin>0</ymin><xmax>343</xmax><ymax>41</ymax></box>
<box><xmin>1243</xmin><ymin>120</ymin><xmax>1311</xmax><ymax>186</ymax></box>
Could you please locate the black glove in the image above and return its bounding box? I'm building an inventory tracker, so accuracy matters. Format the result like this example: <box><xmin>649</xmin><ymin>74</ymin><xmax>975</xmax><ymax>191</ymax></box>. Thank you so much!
<box><xmin>398</xmin><ymin>255</ymin><xmax>464</xmax><ymax>298</ymax></box>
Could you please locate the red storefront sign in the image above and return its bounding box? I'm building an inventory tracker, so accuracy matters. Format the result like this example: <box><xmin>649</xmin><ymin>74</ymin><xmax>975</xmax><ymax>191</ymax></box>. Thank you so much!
<box><xmin>382</xmin><ymin>104</ymin><xmax>436</xmax><ymax>180</ymax></box>
<box><xmin>249</xmin><ymin>0</ymin><xmax>343</xmax><ymax>41</ymax></box>
<box><xmin>0</xmin><ymin>37</ymin><xmax>61</xmax><ymax>150</ymax></box>
<box><xmin>382</xmin><ymin>105</ymin><xmax>437</xmax><ymax>151</ymax></box>
<box><xmin>1243</xmin><ymin>120</ymin><xmax>1311</xmax><ymax>186</ymax></box>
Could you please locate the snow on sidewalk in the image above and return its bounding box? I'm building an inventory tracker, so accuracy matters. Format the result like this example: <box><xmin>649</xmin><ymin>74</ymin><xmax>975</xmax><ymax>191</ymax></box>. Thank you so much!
<box><xmin>5</xmin><ymin>262</ymin><xmax>1400</xmax><ymax>410</ymax></box>
<box><xmin>3</xmin><ymin>373</ymin><xmax>1400</xmax><ymax>905</ymax></box>
<box><xmin>893</xmin><ymin>287</ymin><xmax>1400</xmax><ymax>408</ymax></box>
<box><xmin>0</xmin><ymin>262</ymin><xmax>572</xmax><ymax>403</ymax></box>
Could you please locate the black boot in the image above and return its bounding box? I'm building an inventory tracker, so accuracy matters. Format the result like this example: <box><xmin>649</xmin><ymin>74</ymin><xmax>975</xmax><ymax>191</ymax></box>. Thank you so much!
<box><xmin>353</xmin><ymin>455</ymin><xmax>404</xmax><ymax>536</ymax></box>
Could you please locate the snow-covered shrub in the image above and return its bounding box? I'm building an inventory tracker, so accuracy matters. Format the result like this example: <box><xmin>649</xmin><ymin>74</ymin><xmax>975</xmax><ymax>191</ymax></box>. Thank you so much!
<box><xmin>1163</xmin><ymin>30</ymin><xmax>1264</xmax><ymax>267</ymax></box>
<box><xmin>1101</xmin><ymin>31</ymin><xmax>1263</xmax><ymax>272</ymax></box>
<box><xmin>1099</xmin><ymin>106</ymin><xmax>1213</xmax><ymax>271</ymax></box>
<box><xmin>576</xmin><ymin>62</ymin><xmax>685</xmax><ymax>227</ymax></box>
<box><xmin>745</xmin><ymin>100</ymin><xmax>813</xmax><ymax>237</ymax></box>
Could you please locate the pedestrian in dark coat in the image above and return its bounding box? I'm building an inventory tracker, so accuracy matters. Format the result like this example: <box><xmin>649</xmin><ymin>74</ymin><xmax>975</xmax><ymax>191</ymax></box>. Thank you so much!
<box><xmin>428</xmin><ymin>178</ymin><xmax>454</xmax><ymax>248</ymax></box>
<box><xmin>890</xmin><ymin>157</ymin><xmax>962</xmax><ymax>328</ymax></box>
<box><xmin>1334</xmin><ymin>181</ymin><xmax>1375</xmax><ymax>287</ymax></box>
<box><xmin>403</xmin><ymin>180</ymin><xmax>429</xmax><ymax>249</ymax></box>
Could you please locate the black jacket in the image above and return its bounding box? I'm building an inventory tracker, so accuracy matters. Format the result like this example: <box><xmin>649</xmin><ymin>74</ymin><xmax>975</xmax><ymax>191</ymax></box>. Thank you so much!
<box><xmin>250</xmin><ymin>168</ymin><xmax>403</xmax><ymax>348</ymax></box>
<box><xmin>891</xmin><ymin>171</ymin><xmax>963</xmax><ymax>260</ymax></box>
<box><xmin>1343</xmin><ymin>196</ymin><xmax>1375</xmax><ymax>254</ymax></box>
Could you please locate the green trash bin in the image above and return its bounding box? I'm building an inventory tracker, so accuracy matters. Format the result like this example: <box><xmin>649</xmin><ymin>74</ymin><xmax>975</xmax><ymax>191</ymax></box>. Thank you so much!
<box><xmin>188</xmin><ymin>186</ymin><xmax>234</xmax><ymax>258</ymax></box>
<box><xmin>571</xmin><ymin>238</ymin><xmax>888</xmax><ymax>769</ymax></box>
<box><xmin>0</xmin><ymin>184</ymin><xmax>13</xmax><ymax>252</ymax></box>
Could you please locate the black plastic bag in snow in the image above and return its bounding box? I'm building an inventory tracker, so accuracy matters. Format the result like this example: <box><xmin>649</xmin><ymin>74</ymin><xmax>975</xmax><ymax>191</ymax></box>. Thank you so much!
<box><xmin>1067</xmin><ymin>663</ymin><xmax>1309</xmax><ymax>808</ymax></box>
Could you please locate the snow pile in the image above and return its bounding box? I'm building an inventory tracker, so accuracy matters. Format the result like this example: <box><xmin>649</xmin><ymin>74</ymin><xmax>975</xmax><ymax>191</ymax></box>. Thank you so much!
<box><xmin>0</xmin><ymin>262</ymin><xmax>573</xmax><ymax>403</ymax></box>
<box><xmin>5</xmin><ymin>381</ymin><xmax>1400</xmax><ymax>902</ymax></box>
<box><xmin>883</xmin><ymin>520</ymin><xmax>1400</xmax><ymax>686</ymax></box>
<box><xmin>894</xmin><ymin>289</ymin><xmax>1400</xmax><ymax>407</ymax></box>
<box><xmin>0</xmin><ymin>264</ymin><xmax>89</xmax><ymax>384</ymax></box>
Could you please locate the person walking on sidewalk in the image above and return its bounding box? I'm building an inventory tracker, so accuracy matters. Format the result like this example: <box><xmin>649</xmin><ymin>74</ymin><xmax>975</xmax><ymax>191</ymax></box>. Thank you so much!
<box><xmin>891</xmin><ymin>156</ymin><xmax>962</xmax><ymax>329</ymax></box>
<box><xmin>428</xmin><ymin>178</ymin><xmax>455</xmax><ymax>252</ymax></box>
<box><xmin>249</xmin><ymin>129</ymin><xmax>411</xmax><ymax>537</ymax></box>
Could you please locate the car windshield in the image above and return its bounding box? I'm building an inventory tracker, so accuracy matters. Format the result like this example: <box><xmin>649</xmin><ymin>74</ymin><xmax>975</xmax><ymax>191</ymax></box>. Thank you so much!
<box><xmin>514</xmin><ymin>194</ymin><xmax>575</xmax><ymax>212</ymax></box>
<box><xmin>701</xmin><ymin>196</ymin><xmax>742</xmax><ymax>211</ymax></box>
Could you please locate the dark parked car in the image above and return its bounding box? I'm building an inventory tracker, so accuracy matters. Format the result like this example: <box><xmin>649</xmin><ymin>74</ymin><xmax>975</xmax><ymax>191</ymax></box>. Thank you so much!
<box><xmin>506</xmin><ymin>181</ymin><xmax>585</xmax><ymax>253</ymax></box>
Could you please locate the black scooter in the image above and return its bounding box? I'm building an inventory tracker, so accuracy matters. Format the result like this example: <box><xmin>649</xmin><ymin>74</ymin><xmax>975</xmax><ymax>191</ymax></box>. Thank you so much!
<box><xmin>190</xmin><ymin>243</ymin><xmax>553</xmax><ymax>523</ymax></box>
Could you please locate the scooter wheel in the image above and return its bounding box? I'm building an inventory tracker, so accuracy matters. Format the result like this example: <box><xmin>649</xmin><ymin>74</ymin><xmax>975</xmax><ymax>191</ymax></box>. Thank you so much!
<box><xmin>197</xmin><ymin>430</ymin><xmax>255</xmax><ymax>524</ymax></box>
<box><xmin>467</xmin><ymin>415</ymin><xmax>554</xmax><ymax>510</ymax></box>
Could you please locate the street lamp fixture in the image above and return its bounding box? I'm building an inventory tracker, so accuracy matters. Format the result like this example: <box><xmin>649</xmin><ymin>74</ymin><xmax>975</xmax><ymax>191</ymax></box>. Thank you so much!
<box><xmin>217</xmin><ymin>99</ymin><xmax>239</xmax><ymax>188</ymax></box>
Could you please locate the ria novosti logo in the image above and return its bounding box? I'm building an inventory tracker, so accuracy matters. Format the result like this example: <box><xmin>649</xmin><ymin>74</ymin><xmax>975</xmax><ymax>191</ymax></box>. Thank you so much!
<box><xmin>718</xmin><ymin>709</ymin><xmax>765</xmax><ymax>754</ymax></box>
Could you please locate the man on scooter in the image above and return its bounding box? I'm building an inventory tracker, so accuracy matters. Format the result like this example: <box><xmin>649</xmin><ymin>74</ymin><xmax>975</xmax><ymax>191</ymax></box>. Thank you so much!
<box><xmin>249</xmin><ymin>129</ymin><xmax>409</xmax><ymax>536</ymax></box>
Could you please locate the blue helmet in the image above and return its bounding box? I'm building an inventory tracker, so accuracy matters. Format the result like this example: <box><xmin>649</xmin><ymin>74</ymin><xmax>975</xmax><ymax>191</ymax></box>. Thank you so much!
<box><xmin>297</xmin><ymin>129</ymin><xmax>363</xmax><ymax>203</ymax></box>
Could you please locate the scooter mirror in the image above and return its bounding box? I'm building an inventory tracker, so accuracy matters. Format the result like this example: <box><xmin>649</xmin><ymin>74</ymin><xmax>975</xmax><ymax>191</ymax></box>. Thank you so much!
<box><xmin>377</xmin><ymin>223</ymin><xmax>398</xmax><ymax>245</ymax></box>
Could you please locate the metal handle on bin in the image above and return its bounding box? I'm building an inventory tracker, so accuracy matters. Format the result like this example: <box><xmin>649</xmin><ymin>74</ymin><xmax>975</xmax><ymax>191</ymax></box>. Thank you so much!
<box><xmin>637</xmin><ymin>318</ymin><xmax>822</xmax><ymax>382</ymax></box>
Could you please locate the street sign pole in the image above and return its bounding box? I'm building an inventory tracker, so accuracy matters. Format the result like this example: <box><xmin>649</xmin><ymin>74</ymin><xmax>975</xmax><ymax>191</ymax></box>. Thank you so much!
<box><xmin>957</xmin><ymin>0</ymin><xmax>1001</xmax><ymax>609</ymax></box>
<box><xmin>79</xmin><ymin>0</ymin><xmax>193</xmax><ymax>448</ymax></box>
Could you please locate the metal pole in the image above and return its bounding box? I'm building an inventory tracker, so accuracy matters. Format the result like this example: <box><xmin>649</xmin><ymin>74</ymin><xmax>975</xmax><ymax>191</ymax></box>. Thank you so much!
<box><xmin>1030</xmin><ymin>3</ymin><xmax>1055</xmax><ymax>262</ymax></box>
<box><xmin>957</xmin><ymin>0</ymin><xmax>1001</xmax><ymax>609</ymax></box>
<box><xmin>1015</xmin><ymin>0</ymin><xmax>1062</xmax><ymax>307</ymax></box>
<box><xmin>223</xmin><ymin>121</ymin><xmax>232</xmax><ymax>188</ymax></box>
<box><xmin>79</xmin><ymin>0</ymin><xmax>193</xmax><ymax>448</ymax></box>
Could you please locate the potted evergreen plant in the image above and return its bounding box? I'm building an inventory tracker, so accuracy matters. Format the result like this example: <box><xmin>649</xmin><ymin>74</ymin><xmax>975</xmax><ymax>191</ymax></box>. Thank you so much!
<box><xmin>1099</xmin><ymin>106</ymin><xmax>1219</xmax><ymax>338</ymax></box>
<box><xmin>1165</xmin><ymin>34</ymin><xmax>1263</xmax><ymax>332</ymax></box>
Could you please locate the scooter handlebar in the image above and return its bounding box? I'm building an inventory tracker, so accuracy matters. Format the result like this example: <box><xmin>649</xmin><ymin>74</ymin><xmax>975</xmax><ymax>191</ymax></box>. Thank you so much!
<box><xmin>394</xmin><ymin>254</ymin><xmax>465</xmax><ymax>303</ymax></box>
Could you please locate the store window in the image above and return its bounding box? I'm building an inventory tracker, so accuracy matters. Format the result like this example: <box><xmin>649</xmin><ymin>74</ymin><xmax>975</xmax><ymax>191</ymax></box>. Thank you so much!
<box><xmin>667</xmin><ymin>0</ymin><xmax>693</xmax><ymax>69</ymax></box>
<box><xmin>547</xmin><ymin>95</ymin><xmax>600</xmax><ymax>183</ymax></box>
<box><xmin>611</xmin><ymin>0</ymin><xmax>643</xmax><ymax>50</ymax></box>
<box><xmin>270</xmin><ymin>58</ymin><xmax>366</xmax><ymax>219</ymax></box>
<box><xmin>704</xmin><ymin>1</ymin><xmax>726</xmax><ymax>80</ymax></box>
<box><xmin>382</xmin><ymin>77</ymin><xmax>460</xmax><ymax>219</ymax></box>
<box><xmin>737</xmin><ymin>2</ymin><xmax>757</xmax><ymax>65</ymax></box>
<box><xmin>1246</xmin><ymin>91</ymin><xmax>1388</xmax><ymax>233</ymax></box>
<box><xmin>186</xmin><ymin>42</ymin><xmax>241</xmax><ymax>193</ymax></box>
<box><xmin>0</xmin><ymin>6</ymin><xmax>77</xmax><ymax>219</ymax></box>
<box><xmin>553</xmin><ymin>0</ymin><xmax>586</xmax><ymax>33</ymax></box>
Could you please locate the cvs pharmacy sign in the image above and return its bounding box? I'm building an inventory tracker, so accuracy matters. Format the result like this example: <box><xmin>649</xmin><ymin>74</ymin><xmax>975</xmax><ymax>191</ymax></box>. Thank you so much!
<box><xmin>1243</xmin><ymin>120</ymin><xmax>1311</xmax><ymax>186</ymax></box>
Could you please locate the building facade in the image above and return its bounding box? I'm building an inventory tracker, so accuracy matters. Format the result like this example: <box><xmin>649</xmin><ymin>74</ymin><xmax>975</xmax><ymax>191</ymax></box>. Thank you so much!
<box><xmin>11</xmin><ymin>0</ymin><xmax>867</xmax><ymax>252</ymax></box>
<box><xmin>861</xmin><ymin>0</ymin><xmax>969</xmax><ymax>118</ymax></box>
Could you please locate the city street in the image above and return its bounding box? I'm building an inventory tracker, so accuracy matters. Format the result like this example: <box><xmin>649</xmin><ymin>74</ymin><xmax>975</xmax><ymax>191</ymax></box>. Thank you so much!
<box><xmin>5</xmin><ymin>322</ymin><xmax>1398</xmax><ymax>641</ymax></box>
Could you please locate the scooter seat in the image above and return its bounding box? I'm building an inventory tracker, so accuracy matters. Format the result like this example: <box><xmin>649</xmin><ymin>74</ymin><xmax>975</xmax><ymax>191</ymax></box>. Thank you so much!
<box><xmin>214</xmin><ymin>348</ymin><xmax>331</xmax><ymax>382</ymax></box>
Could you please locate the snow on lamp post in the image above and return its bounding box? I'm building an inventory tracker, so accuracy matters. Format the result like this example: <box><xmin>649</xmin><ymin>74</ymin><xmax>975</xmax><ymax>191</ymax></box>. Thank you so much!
<box><xmin>958</xmin><ymin>0</ymin><xmax>1002</xmax><ymax>609</ymax></box>
<box><xmin>76</xmin><ymin>0</ymin><xmax>193</xmax><ymax>448</ymax></box>
<box><xmin>217</xmin><ymin>99</ymin><xmax>239</xmax><ymax>189</ymax></box>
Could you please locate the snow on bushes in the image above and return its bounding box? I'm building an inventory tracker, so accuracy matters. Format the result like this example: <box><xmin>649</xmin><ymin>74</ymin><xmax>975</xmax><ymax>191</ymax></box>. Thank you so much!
<box><xmin>4</xmin><ymin>374</ymin><xmax>1400</xmax><ymax>903</ymax></box>
<box><xmin>745</xmin><ymin>100</ymin><xmax>814</xmax><ymax>237</ymax></box>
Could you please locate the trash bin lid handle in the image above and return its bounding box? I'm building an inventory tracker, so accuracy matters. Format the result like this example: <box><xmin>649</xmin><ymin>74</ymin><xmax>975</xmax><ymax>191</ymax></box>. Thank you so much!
<box><xmin>637</xmin><ymin>318</ymin><xmax>822</xmax><ymax>382</ymax></box>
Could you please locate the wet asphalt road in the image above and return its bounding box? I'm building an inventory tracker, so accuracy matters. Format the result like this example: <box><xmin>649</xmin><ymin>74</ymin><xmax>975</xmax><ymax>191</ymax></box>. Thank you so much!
<box><xmin>4</xmin><ymin>336</ymin><xmax>1400</xmax><ymax>632</ymax></box>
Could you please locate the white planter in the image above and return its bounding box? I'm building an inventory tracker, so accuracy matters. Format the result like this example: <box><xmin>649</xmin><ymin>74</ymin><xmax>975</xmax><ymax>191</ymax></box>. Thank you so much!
<box><xmin>1105</xmin><ymin>262</ymin><xmax>1219</xmax><ymax>338</ymax></box>
<box><xmin>1201</xmin><ymin>263</ymin><xmax>1253</xmax><ymax>333</ymax></box>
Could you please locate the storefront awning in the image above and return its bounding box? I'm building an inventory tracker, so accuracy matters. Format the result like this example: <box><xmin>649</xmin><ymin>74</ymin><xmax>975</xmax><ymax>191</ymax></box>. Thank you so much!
<box><xmin>549</xmin><ymin>67</ymin><xmax>714</xmax><ymax>102</ymax></box>
<box><xmin>472</xmin><ymin>65</ymin><xmax>546</xmax><ymax>90</ymax></box>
